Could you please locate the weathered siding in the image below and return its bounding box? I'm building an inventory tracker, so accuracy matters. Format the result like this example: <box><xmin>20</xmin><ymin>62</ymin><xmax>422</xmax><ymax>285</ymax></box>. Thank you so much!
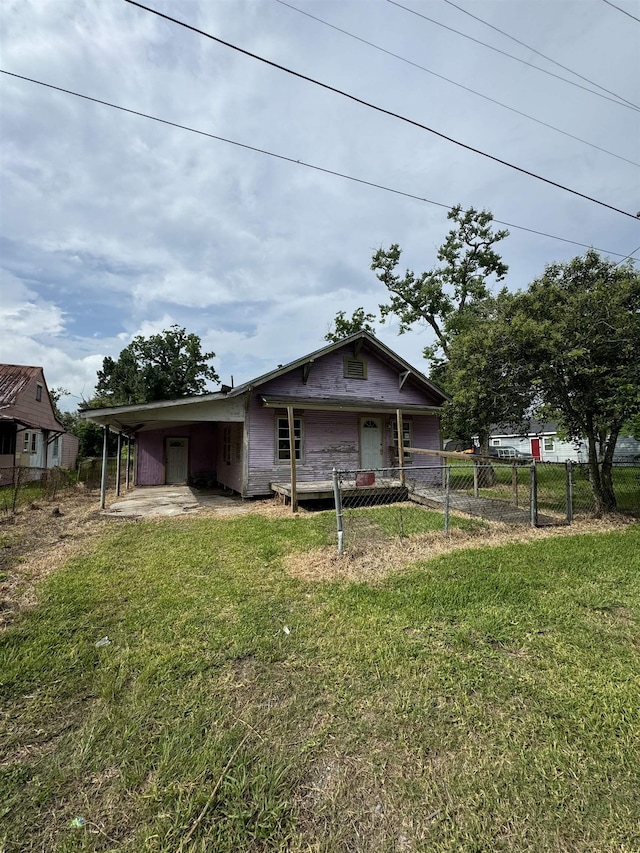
<box><xmin>261</xmin><ymin>344</ymin><xmax>441</xmax><ymax>406</ymax></box>
<box><xmin>245</xmin><ymin>403</ymin><xmax>443</xmax><ymax>497</ymax></box>
<box><xmin>136</xmin><ymin>424</ymin><xmax>217</xmax><ymax>486</ymax></box>
<box><xmin>59</xmin><ymin>434</ymin><xmax>79</xmax><ymax>470</ymax></box>
<box><xmin>216</xmin><ymin>422</ymin><xmax>244</xmax><ymax>494</ymax></box>
<box><xmin>10</xmin><ymin>370</ymin><xmax>62</xmax><ymax>432</ymax></box>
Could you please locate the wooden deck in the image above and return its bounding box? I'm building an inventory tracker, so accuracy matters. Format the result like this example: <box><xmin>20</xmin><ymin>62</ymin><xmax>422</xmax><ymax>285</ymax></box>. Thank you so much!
<box><xmin>271</xmin><ymin>479</ymin><xmax>405</xmax><ymax>502</ymax></box>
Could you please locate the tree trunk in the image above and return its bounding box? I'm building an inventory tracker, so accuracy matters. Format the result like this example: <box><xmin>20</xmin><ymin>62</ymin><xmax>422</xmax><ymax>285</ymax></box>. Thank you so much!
<box><xmin>586</xmin><ymin>430</ymin><xmax>617</xmax><ymax>514</ymax></box>
<box><xmin>477</xmin><ymin>432</ymin><xmax>496</xmax><ymax>487</ymax></box>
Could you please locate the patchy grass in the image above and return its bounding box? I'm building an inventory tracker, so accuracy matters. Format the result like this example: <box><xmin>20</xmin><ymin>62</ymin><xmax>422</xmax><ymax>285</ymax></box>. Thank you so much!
<box><xmin>1</xmin><ymin>511</ymin><xmax>639</xmax><ymax>852</ymax></box>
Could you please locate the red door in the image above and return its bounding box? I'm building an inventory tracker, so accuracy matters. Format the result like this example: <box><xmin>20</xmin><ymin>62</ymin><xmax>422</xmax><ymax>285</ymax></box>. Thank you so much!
<box><xmin>530</xmin><ymin>438</ymin><xmax>541</xmax><ymax>461</ymax></box>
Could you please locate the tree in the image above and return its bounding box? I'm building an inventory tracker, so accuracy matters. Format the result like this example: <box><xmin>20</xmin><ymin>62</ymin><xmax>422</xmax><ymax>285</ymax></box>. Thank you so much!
<box><xmin>507</xmin><ymin>251</ymin><xmax>640</xmax><ymax>513</ymax></box>
<box><xmin>371</xmin><ymin>205</ymin><xmax>509</xmax><ymax>365</ymax></box>
<box><xmin>442</xmin><ymin>296</ymin><xmax>534</xmax><ymax>458</ymax></box>
<box><xmin>325</xmin><ymin>308</ymin><xmax>376</xmax><ymax>343</ymax></box>
<box><xmin>95</xmin><ymin>325</ymin><xmax>219</xmax><ymax>405</ymax></box>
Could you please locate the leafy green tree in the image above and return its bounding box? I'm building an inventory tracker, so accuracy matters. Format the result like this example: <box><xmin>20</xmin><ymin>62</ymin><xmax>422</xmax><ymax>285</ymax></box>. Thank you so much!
<box><xmin>507</xmin><ymin>251</ymin><xmax>640</xmax><ymax>513</ymax></box>
<box><xmin>95</xmin><ymin>325</ymin><xmax>219</xmax><ymax>405</ymax></box>
<box><xmin>371</xmin><ymin>205</ymin><xmax>508</xmax><ymax>364</ymax></box>
<box><xmin>442</xmin><ymin>297</ymin><xmax>534</xmax><ymax>462</ymax></box>
<box><xmin>325</xmin><ymin>308</ymin><xmax>376</xmax><ymax>342</ymax></box>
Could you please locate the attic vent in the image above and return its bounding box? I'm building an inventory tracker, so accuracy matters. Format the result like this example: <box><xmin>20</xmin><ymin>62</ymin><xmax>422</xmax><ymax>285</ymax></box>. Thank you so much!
<box><xmin>344</xmin><ymin>357</ymin><xmax>367</xmax><ymax>379</ymax></box>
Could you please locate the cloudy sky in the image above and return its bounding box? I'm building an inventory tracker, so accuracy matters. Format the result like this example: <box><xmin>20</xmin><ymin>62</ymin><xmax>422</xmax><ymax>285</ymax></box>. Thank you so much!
<box><xmin>1</xmin><ymin>0</ymin><xmax>639</xmax><ymax>410</ymax></box>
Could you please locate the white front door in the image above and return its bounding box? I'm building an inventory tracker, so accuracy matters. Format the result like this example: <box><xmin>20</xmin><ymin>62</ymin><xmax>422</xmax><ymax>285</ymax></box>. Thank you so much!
<box><xmin>166</xmin><ymin>438</ymin><xmax>189</xmax><ymax>484</ymax></box>
<box><xmin>360</xmin><ymin>417</ymin><xmax>383</xmax><ymax>469</ymax></box>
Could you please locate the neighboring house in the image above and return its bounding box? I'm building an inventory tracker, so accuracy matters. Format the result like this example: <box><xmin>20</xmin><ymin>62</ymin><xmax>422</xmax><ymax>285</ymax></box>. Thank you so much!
<box><xmin>0</xmin><ymin>364</ymin><xmax>79</xmax><ymax>483</ymax></box>
<box><xmin>489</xmin><ymin>420</ymin><xmax>640</xmax><ymax>463</ymax></box>
<box><xmin>82</xmin><ymin>332</ymin><xmax>449</xmax><ymax>498</ymax></box>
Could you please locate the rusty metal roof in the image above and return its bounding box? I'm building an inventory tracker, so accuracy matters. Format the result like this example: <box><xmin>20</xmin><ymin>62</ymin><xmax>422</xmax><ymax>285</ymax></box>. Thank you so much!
<box><xmin>0</xmin><ymin>364</ymin><xmax>42</xmax><ymax>407</ymax></box>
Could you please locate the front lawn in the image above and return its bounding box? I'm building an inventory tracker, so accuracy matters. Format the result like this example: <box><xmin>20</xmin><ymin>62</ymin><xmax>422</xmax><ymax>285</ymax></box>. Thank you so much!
<box><xmin>1</xmin><ymin>512</ymin><xmax>639</xmax><ymax>851</ymax></box>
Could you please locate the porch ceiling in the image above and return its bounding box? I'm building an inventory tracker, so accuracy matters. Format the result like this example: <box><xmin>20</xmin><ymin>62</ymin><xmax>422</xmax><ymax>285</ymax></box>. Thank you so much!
<box><xmin>259</xmin><ymin>394</ymin><xmax>442</xmax><ymax>415</ymax></box>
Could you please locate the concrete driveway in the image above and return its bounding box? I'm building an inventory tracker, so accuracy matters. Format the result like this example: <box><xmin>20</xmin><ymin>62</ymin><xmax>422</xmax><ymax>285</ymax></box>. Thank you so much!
<box><xmin>105</xmin><ymin>485</ymin><xmax>251</xmax><ymax>518</ymax></box>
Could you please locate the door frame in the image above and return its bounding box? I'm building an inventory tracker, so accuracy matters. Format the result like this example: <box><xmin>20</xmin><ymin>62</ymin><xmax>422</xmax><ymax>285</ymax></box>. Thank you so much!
<box><xmin>530</xmin><ymin>437</ymin><xmax>541</xmax><ymax>461</ymax></box>
<box><xmin>359</xmin><ymin>416</ymin><xmax>383</xmax><ymax>470</ymax></box>
<box><xmin>165</xmin><ymin>437</ymin><xmax>190</xmax><ymax>484</ymax></box>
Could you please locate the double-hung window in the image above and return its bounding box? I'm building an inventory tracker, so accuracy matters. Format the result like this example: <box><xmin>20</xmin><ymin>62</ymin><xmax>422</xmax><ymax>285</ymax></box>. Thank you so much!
<box><xmin>392</xmin><ymin>420</ymin><xmax>412</xmax><ymax>463</ymax></box>
<box><xmin>276</xmin><ymin>416</ymin><xmax>302</xmax><ymax>462</ymax></box>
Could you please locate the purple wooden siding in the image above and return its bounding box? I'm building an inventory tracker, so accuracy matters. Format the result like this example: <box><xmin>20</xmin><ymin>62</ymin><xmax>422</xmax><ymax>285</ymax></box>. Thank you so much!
<box><xmin>136</xmin><ymin>424</ymin><xmax>217</xmax><ymax>486</ymax></box>
<box><xmin>245</xmin><ymin>402</ymin><xmax>442</xmax><ymax>497</ymax></box>
<box><xmin>261</xmin><ymin>345</ymin><xmax>441</xmax><ymax>406</ymax></box>
<box><xmin>216</xmin><ymin>422</ymin><xmax>244</xmax><ymax>494</ymax></box>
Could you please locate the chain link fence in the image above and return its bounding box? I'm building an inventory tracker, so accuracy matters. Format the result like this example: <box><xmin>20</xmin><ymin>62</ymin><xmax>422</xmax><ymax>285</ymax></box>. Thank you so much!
<box><xmin>331</xmin><ymin>461</ymin><xmax>640</xmax><ymax>553</ymax></box>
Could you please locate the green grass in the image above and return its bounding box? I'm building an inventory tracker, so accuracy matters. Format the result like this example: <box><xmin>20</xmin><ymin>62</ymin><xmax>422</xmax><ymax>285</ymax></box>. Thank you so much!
<box><xmin>449</xmin><ymin>462</ymin><xmax>640</xmax><ymax>517</ymax></box>
<box><xmin>1</xmin><ymin>512</ymin><xmax>639</xmax><ymax>851</ymax></box>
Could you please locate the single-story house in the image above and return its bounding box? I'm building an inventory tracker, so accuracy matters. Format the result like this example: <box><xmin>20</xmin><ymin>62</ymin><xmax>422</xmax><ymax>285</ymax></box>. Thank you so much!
<box><xmin>489</xmin><ymin>420</ymin><xmax>640</xmax><ymax>463</ymax></box>
<box><xmin>82</xmin><ymin>332</ymin><xmax>449</xmax><ymax>501</ymax></box>
<box><xmin>0</xmin><ymin>364</ymin><xmax>79</xmax><ymax>483</ymax></box>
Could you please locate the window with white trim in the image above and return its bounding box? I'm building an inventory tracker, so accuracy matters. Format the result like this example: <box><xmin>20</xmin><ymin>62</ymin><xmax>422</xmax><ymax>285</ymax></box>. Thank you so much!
<box><xmin>543</xmin><ymin>437</ymin><xmax>555</xmax><ymax>451</ymax></box>
<box><xmin>276</xmin><ymin>416</ymin><xmax>302</xmax><ymax>462</ymax></box>
<box><xmin>23</xmin><ymin>432</ymin><xmax>30</xmax><ymax>453</ymax></box>
<box><xmin>392</xmin><ymin>420</ymin><xmax>413</xmax><ymax>463</ymax></box>
<box><xmin>30</xmin><ymin>433</ymin><xmax>37</xmax><ymax>454</ymax></box>
<box><xmin>491</xmin><ymin>438</ymin><xmax>501</xmax><ymax>446</ymax></box>
<box><xmin>52</xmin><ymin>436</ymin><xmax>60</xmax><ymax>458</ymax></box>
<box><xmin>36</xmin><ymin>383</ymin><xmax>43</xmax><ymax>402</ymax></box>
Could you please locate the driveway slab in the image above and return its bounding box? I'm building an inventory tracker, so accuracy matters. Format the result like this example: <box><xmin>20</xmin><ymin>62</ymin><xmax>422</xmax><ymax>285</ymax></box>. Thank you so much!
<box><xmin>105</xmin><ymin>485</ymin><xmax>249</xmax><ymax>518</ymax></box>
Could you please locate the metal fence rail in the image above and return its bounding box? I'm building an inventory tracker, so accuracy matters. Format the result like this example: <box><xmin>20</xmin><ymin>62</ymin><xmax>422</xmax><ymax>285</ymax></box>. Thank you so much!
<box><xmin>332</xmin><ymin>461</ymin><xmax>640</xmax><ymax>554</ymax></box>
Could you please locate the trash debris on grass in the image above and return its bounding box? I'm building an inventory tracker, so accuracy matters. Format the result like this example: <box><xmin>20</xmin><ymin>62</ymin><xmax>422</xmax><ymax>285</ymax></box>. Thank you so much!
<box><xmin>282</xmin><ymin>625</ymin><xmax>290</xmax><ymax>635</ymax></box>
<box><xmin>95</xmin><ymin>636</ymin><xmax>111</xmax><ymax>648</ymax></box>
<box><xmin>69</xmin><ymin>817</ymin><xmax>86</xmax><ymax>828</ymax></box>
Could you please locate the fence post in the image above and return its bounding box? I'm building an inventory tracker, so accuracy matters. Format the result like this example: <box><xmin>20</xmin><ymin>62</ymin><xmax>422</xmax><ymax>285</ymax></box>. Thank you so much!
<box><xmin>512</xmin><ymin>463</ymin><xmax>518</xmax><ymax>506</ymax></box>
<box><xmin>566</xmin><ymin>460</ymin><xmax>573</xmax><ymax>524</ymax></box>
<box><xmin>473</xmin><ymin>461</ymin><xmax>479</xmax><ymax>498</ymax></box>
<box><xmin>529</xmin><ymin>462</ymin><xmax>538</xmax><ymax>527</ymax></box>
<box><xmin>332</xmin><ymin>467</ymin><xmax>344</xmax><ymax>555</ymax></box>
<box><xmin>444</xmin><ymin>465</ymin><xmax>451</xmax><ymax>535</ymax></box>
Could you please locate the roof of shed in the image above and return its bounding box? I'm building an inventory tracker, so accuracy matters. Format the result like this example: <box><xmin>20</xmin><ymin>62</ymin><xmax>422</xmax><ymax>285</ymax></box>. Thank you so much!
<box><xmin>0</xmin><ymin>364</ymin><xmax>42</xmax><ymax>406</ymax></box>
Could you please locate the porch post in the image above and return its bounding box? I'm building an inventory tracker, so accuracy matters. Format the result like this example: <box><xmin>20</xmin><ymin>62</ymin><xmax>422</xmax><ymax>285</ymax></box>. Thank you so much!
<box><xmin>125</xmin><ymin>434</ymin><xmax>131</xmax><ymax>490</ymax></box>
<box><xmin>396</xmin><ymin>408</ymin><xmax>405</xmax><ymax>485</ymax></box>
<box><xmin>100</xmin><ymin>425</ymin><xmax>109</xmax><ymax>510</ymax></box>
<box><xmin>116</xmin><ymin>432</ymin><xmax>122</xmax><ymax>497</ymax></box>
<box><xmin>287</xmin><ymin>405</ymin><xmax>298</xmax><ymax>512</ymax></box>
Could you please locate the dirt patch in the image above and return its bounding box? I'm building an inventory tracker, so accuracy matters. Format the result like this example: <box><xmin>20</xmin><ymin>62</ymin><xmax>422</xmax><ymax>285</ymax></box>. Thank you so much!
<box><xmin>283</xmin><ymin>515</ymin><xmax>637</xmax><ymax>583</ymax></box>
<box><xmin>0</xmin><ymin>486</ymin><xmax>131</xmax><ymax>630</ymax></box>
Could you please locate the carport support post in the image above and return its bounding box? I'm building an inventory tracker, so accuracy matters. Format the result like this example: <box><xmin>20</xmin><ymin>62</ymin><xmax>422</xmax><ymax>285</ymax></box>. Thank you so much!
<box><xmin>116</xmin><ymin>432</ymin><xmax>122</xmax><ymax>497</ymax></box>
<box><xmin>100</xmin><ymin>425</ymin><xmax>109</xmax><ymax>510</ymax></box>
<box><xmin>125</xmin><ymin>435</ymin><xmax>131</xmax><ymax>490</ymax></box>
<box><xmin>287</xmin><ymin>405</ymin><xmax>298</xmax><ymax>513</ymax></box>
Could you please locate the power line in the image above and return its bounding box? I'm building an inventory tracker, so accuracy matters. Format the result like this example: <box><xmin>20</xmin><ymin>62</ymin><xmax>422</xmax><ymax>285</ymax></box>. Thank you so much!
<box><xmin>614</xmin><ymin>245</ymin><xmax>640</xmax><ymax>265</ymax></box>
<box><xmin>442</xmin><ymin>0</ymin><xmax>638</xmax><ymax>109</ymax></box>
<box><xmin>275</xmin><ymin>0</ymin><xmax>639</xmax><ymax>168</ymax></box>
<box><xmin>601</xmin><ymin>0</ymin><xmax>640</xmax><ymax>23</ymax></box>
<box><xmin>123</xmin><ymin>0</ymin><xmax>639</xmax><ymax>221</ymax></box>
<box><xmin>1</xmin><ymin>69</ymin><xmax>633</xmax><ymax>260</ymax></box>
<box><xmin>387</xmin><ymin>0</ymin><xmax>639</xmax><ymax>112</ymax></box>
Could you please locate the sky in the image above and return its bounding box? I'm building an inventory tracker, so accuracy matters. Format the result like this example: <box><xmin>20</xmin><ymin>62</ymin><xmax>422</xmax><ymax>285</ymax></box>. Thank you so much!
<box><xmin>1</xmin><ymin>0</ymin><xmax>639</xmax><ymax>411</ymax></box>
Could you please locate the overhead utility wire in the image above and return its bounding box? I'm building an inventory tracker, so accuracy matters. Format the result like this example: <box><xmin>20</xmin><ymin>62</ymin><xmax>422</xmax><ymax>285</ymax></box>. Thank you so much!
<box><xmin>614</xmin><ymin>244</ymin><xmax>640</xmax><ymax>265</ymax></box>
<box><xmin>601</xmin><ymin>0</ymin><xmax>640</xmax><ymax>23</ymax></box>
<box><xmin>442</xmin><ymin>0</ymin><xmax>638</xmax><ymax>109</ymax></box>
<box><xmin>1</xmin><ymin>70</ymin><xmax>631</xmax><ymax>260</ymax></box>
<box><xmin>387</xmin><ymin>0</ymin><xmax>639</xmax><ymax>112</ymax></box>
<box><xmin>123</xmin><ymin>0</ymin><xmax>639</xmax><ymax>221</ymax></box>
<box><xmin>276</xmin><ymin>0</ymin><xmax>639</xmax><ymax>168</ymax></box>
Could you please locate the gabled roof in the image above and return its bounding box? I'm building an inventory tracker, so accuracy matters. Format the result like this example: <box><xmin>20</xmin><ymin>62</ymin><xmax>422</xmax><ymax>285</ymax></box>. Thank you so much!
<box><xmin>226</xmin><ymin>331</ymin><xmax>449</xmax><ymax>402</ymax></box>
<box><xmin>0</xmin><ymin>364</ymin><xmax>64</xmax><ymax>431</ymax></box>
<box><xmin>0</xmin><ymin>364</ymin><xmax>42</xmax><ymax>406</ymax></box>
<box><xmin>82</xmin><ymin>331</ymin><xmax>448</xmax><ymax>427</ymax></box>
